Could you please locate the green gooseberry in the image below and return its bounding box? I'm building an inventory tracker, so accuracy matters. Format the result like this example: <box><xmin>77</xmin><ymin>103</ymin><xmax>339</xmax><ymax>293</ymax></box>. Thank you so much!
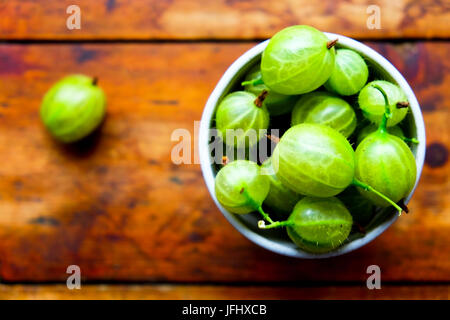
<box><xmin>271</xmin><ymin>123</ymin><xmax>355</xmax><ymax>197</ymax></box>
<box><xmin>324</xmin><ymin>49</ymin><xmax>369</xmax><ymax>96</ymax></box>
<box><xmin>260</xmin><ymin>158</ymin><xmax>302</xmax><ymax>215</ymax></box>
<box><xmin>242</xmin><ymin>66</ymin><xmax>298</xmax><ymax>116</ymax></box>
<box><xmin>259</xmin><ymin>197</ymin><xmax>353</xmax><ymax>253</ymax></box>
<box><xmin>355</xmin><ymin>134</ymin><xmax>417</xmax><ymax>207</ymax></box>
<box><xmin>215</xmin><ymin>91</ymin><xmax>270</xmax><ymax>148</ymax></box>
<box><xmin>271</xmin><ymin>123</ymin><xmax>404</xmax><ymax>213</ymax></box>
<box><xmin>261</xmin><ymin>25</ymin><xmax>336</xmax><ymax>95</ymax></box>
<box><xmin>355</xmin><ymin>85</ymin><xmax>417</xmax><ymax>207</ymax></box>
<box><xmin>40</xmin><ymin>74</ymin><xmax>106</xmax><ymax>143</ymax></box>
<box><xmin>338</xmin><ymin>187</ymin><xmax>374</xmax><ymax>226</ymax></box>
<box><xmin>291</xmin><ymin>91</ymin><xmax>357</xmax><ymax>138</ymax></box>
<box><xmin>215</xmin><ymin>160</ymin><xmax>270</xmax><ymax>215</ymax></box>
<box><xmin>358</xmin><ymin>80</ymin><xmax>409</xmax><ymax>127</ymax></box>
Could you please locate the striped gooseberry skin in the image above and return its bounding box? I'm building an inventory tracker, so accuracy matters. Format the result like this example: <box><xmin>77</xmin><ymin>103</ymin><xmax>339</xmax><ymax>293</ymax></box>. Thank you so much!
<box><xmin>215</xmin><ymin>91</ymin><xmax>270</xmax><ymax>148</ymax></box>
<box><xmin>286</xmin><ymin>197</ymin><xmax>353</xmax><ymax>253</ymax></box>
<box><xmin>356</xmin><ymin>123</ymin><xmax>404</xmax><ymax>145</ymax></box>
<box><xmin>355</xmin><ymin>132</ymin><xmax>417</xmax><ymax>207</ymax></box>
<box><xmin>215</xmin><ymin>160</ymin><xmax>270</xmax><ymax>214</ymax></box>
<box><xmin>40</xmin><ymin>74</ymin><xmax>105</xmax><ymax>143</ymax></box>
<box><xmin>243</xmin><ymin>66</ymin><xmax>298</xmax><ymax>116</ymax></box>
<box><xmin>272</xmin><ymin>123</ymin><xmax>355</xmax><ymax>197</ymax></box>
<box><xmin>324</xmin><ymin>49</ymin><xmax>369</xmax><ymax>96</ymax></box>
<box><xmin>291</xmin><ymin>91</ymin><xmax>357</xmax><ymax>138</ymax></box>
<box><xmin>261</xmin><ymin>158</ymin><xmax>302</xmax><ymax>215</ymax></box>
<box><xmin>358</xmin><ymin>80</ymin><xmax>408</xmax><ymax>127</ymax></box>
<box><xmin>261</xmin><ymin>25</ymin><xmax>335</xmax><ymax>95</ymax></box>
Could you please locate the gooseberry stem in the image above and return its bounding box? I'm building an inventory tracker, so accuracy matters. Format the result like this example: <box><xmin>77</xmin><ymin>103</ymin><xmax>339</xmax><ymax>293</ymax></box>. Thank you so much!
<box><xmin>254</xmin><ymin>90</ymin><xmax>268</xmax><ymax>107</ymax></box>
<box><xmin>372</xmin><ymin>85</ymin><xmax>416</xmax><ymax>144</ymax></box>
<box><xmin>240</xmin><ymin>187</ymin><xmax>274</xmax><ymax>224</ymax></box>
<box><xmin>241</xmin><ymin>78</ymin><xmax>264</xmax><ymax>87</ymax></box>
<box><xmin>257</xmin><ymin>207</ymin><xmax>275</xmax><ymax>224</ymax></box>
<box><xmin>372</xmin><ymin>84</ymin><xmax>392</xmax><ymax>134</ymax></box>
<box><xmin>326</xmin><ymin>38</ymin><xmax>338</xmax><ymax>49</ymax></box>
<box><xmin>352</xmin><ymin>178</ymin><xmax>403</xmax><ymax>214</ymax></box>
<box><xmin>221</xmin><ymin>156</ymin><xmax>229</xmax><ymax>165</ymax></box>
<box><xmin>265</xmin><ymin>134</ymin><xmax>280</xmax><ymax>144</ymax></box>
<box><xmin>258</xmin><ymin>219</ymin><xmax>294</xmax><ymax>229</ymax></box>
<box><xmin>399</xmin><ymin>200</ymin><xmax>409</xmax><ymax>213</ymax></box>
<box><xmin>402</xmin><ymin>136</ymin><xmax>419</xmax><ymax>144</ymax></box>
<box><xmin>396</xmin><ymin>101</ymin><xmax>410</xmax><ymax>108</ymax></box>
<box><xmin>92</xmin><ymin>77</ymin><xmax>98</xmax><ymax>86</ymax></box>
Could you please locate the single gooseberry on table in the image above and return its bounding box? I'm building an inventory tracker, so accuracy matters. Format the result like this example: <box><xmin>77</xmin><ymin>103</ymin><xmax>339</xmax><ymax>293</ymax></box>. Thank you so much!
<box><xmin>261</xmin><ymin>25</ymin><xmax>337</xmax><ymax>95</ymax></box>
<box><xmin>291</xmin><ymin>91</ymin><xmax>357</xmax><ymax>138</ymax></box>
<box><xmin>40</xmin><ymin>74</ymin><xmax>106</xmax><ymax>143</ymax></box>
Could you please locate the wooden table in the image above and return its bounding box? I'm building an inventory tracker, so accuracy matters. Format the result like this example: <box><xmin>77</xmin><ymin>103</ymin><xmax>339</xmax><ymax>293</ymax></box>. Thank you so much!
<box><xmin>0</xmin><ymin>0</ymin><xmax>449</xmax><ymax>300</ymax></box>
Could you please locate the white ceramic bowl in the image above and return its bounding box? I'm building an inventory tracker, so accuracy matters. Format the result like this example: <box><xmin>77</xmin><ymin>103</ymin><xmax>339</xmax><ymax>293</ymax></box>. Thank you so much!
<box><xmin>199</xmin><ymin>33</ymin><xmax>426</xmax><ymax>258</ymax></box>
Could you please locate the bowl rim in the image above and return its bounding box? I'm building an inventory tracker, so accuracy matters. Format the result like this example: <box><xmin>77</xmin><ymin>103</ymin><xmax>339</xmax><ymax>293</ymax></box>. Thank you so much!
<box><xmin>198</xmin><ymin>32</ymin><xmax>426</xmax><ymax>259</ymax></box>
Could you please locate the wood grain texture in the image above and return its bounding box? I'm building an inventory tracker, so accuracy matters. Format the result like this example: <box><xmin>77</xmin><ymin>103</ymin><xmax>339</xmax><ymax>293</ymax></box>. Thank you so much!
<box><xmin>0</xmin><ymin>284</ymin><xmax>448</xmax><ymax>300</ymax></box>
<box><xmin>0</xmin><ymin>0</ymin><xmax>449</xmax><ymax>40</ymax></box>
<box><xmin>0</xmin><ymin>42</ymin><xmax>449</xmax><ymax>283</ymax></box>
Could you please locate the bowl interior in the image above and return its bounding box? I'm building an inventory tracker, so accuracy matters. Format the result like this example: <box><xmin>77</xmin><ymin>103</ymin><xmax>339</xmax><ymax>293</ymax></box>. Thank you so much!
<box><xmin>199</xmin><ymin>34</ymin><xmax>426</xmax><ymax>258</ymax></box>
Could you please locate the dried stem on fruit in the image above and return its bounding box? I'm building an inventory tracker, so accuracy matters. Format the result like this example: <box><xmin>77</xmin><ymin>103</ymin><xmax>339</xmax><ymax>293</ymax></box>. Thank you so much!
<box><xmin>222</xmin><ymin>156</ymin><xmax>229</xmax><ymax>166</ymax></box>
<box><xmin>254</xmin><ymin>90</ymin><xmax>268</xmax><ymax>107</ymax></box>
<box><xmin>396</xmin><ymin>101</ymin><xmax>410</xmax><ymax>108</ymax></box>
<box><xmin>326</xmin><ymin>39</ymin><xmax>338</xmax><ymax>49</ymax></box>
<box><xmin>265</xmin><ymin>134</ymin><xmax>280</xmax><ymax>144</ymax></box>
<box><xmin>399</xmin><ymin>200</ymin><xmax>409</xmax><ymax>214</ymax></box>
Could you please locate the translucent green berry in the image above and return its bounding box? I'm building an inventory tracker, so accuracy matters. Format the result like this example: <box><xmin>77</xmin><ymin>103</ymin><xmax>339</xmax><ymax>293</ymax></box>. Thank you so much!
<box><xmin>40</xmin><ymin>74</ymin><xmax>106</xmax><ymax>143</ymax></box>
<box><xmin>355</xmin><ymin>132</ymin><xmax>417</xmax><ymax>207</ymax></box>
<box><xmin>271</xmin><ymin>123</ymin><xmax>355</xmax><ymax>197</ymax></box>
<box><xmin>358</xmin><ymin>80</ymin><xmax>409</xmax><ymax>127</ymax></box>
<box><xmin>324</xmin><ymin>49</ymin><xmax>368</xmax><ymax>96</ymax></box>
<box><xmin>215</xmin><ymin>91</ymin><xmax>270</xmax><ymax>148</ymax></box>
<box><xmin>261</xmin><ymin>25</ymin><xmax>336</xmax><ymax>95</ymax></box>
<box><xmin>215</xmin><ymin>160</ymin><xmax>270</xmax><ymax>214</ymax></box>
<box><xmin>291</xmin><ymin>91</ymin><xmax>357</xmax><ymax>138</ymax></box>
<box><xmin>286</xmin><ymin>197</ymin><xmax>353</xmax><ymax>253</ymax></box>
<box><xmin>355</xmin><ymin>84</ymin><xmax>417</xmax><ymax>208</ymax></box>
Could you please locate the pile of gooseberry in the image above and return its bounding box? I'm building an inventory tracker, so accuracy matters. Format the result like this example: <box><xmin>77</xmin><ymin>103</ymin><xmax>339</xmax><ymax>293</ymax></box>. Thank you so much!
<box><xmin>213</xmin><ymin>25</ymin><xmax>418</xmax><ymax>254</ymax></box>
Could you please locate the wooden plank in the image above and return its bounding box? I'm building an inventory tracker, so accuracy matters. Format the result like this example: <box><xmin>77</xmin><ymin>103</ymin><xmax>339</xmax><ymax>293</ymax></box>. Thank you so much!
<box><xmin>0</xmin><ymin>0</ymin><xmax>449</xmax><ymax>40</ymax></box>
<box><xmin>0</xmin><ymin>284</ymin><xmax>448</xmax><ymax>300</ymax></box>
<box><xmin>0</xmin><ymin>42</ymin><xmax>448</xmax><ymax>283</ymax></box>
